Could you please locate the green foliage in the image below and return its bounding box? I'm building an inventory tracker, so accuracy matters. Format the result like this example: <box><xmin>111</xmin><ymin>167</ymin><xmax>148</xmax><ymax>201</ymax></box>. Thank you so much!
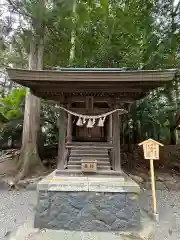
<box><xmin>1</xmin><ymin>0</ymin><xmax>180</xmax><ymax>146</ymax></box>
<box><xmin>0</xmin><ymin>88</ymin><xmax>26</xmax><ymax>147</ymax></box>
<box><xmin>40</xmin><ymin>100</ymin><xmax>59</xmax><ymax>145</ymax></box>
<box><xmin>0</xmin><ymin>88</ymin><xmax>26</xmax><ymax>119</ymax></box>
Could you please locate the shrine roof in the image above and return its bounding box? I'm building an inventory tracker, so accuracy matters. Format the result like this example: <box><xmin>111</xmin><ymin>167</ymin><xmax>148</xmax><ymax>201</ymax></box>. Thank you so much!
<box><xmin>6</xmin><ymin>68</ymin><xmax>176</xmax><ymax>102</ymax></box>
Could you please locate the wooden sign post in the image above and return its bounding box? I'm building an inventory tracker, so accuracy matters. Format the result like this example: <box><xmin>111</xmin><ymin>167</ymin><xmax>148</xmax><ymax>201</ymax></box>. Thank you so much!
<box><xmin>139</xmin><ymin>139</ymin><xmax>164</xmax><ymax>220</ymax></box>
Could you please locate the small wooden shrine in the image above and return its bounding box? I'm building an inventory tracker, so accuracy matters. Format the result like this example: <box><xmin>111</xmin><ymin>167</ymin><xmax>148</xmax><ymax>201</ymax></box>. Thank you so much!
<box><xmin>7</xmin><ymin>68</ymin><xmax>175</xmax><ymax>173</ymax></box>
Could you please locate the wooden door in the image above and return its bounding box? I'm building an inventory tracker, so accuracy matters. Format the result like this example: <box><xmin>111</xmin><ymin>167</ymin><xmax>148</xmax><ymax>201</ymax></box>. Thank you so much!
<box><xmin>74</xmin><ymin>125</ymin><xmax>105</xmax><ymax>142</ymax></box>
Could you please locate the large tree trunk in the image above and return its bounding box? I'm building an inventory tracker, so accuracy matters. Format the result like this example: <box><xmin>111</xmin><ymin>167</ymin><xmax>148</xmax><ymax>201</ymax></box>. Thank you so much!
<box><xmin>15</xmin><ymin>39</ymin><xmax>45</xmax><ymax>182</ymax></box>
<box><xmin>69</xmin><ymin>0</ymin><xmax>77</xmax><ymax>64</ymax></box>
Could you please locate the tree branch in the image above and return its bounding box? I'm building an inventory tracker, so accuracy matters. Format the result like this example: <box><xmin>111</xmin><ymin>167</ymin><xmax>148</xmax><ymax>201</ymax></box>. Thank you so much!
<box><xmin>6</xmin><ymin>0</ymin><xmax>32</xmax><ymax>19</ymax></box>
<box><xmin>174</xmin><ymin>0</ymin><xmax>180</xmax><ymax>15</ymax></box>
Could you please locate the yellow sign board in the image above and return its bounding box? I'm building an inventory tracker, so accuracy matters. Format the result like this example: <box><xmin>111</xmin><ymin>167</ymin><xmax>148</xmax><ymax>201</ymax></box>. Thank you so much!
<box><xmin>138</xmin><ymin>138</ymin><xmax>163</xmax><ymax>160</ymax></box>
<box><xmin>81</xmin><ymin>159</ymin><xmax>97</xmax><ymax>172</ymax></box>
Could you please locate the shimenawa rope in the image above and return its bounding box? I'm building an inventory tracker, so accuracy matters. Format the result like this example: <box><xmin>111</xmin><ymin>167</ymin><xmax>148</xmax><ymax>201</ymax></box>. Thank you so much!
<box><xmin>56</xmin><ymin>106</ymin><xmax>127</xmax><ymax>128</ymax></box>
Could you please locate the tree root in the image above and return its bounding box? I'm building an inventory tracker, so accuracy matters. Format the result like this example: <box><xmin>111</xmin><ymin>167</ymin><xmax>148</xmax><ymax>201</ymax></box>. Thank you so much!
<box><xmin>14</xmin><ymin>142</ymin><xmax>45</xmax><ymax>184</ymax></box>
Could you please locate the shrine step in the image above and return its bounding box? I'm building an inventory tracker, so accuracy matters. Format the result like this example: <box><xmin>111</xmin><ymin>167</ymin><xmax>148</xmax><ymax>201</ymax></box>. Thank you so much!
<box><xmin>67</xmin><ymin>165</ymin><xmax>111</xmax><ymax>170</ymax></box>
<box><xmin>69</xmin><ymin>157</ymin><xmax>110</xmax><ymax>162</ymax></box>
<box><xmin>55</xmin><ymin>169</ymin><xmax>124</xmax><ymax>177</ymax></box>
<box><xmin>68</xmin><ymin>161</ymin><xmax>111</xmax><ymax>166</ymax></box>
<box><xmin>70</xmin><ymin>149</ymin><xmax>109</xmax><ymax>157</ymax></box>
<box><xmin>70</xmin><ymin>153</ymin><xmax>109</xmax><ymax>158</ymax></box>
<box><xmin>67</xmin><ymin>144</ymin><xmax>111</xmax><ymax>170</ymax></box>
<box><xmin>66</xmin><ymin>144</ymin><xmax>113</xmax><ymax>149</ymax></box>
<box><xmin>71</xmin><ymin>149</ymin><xmax>109</xmax><ymax>155</ymax></box>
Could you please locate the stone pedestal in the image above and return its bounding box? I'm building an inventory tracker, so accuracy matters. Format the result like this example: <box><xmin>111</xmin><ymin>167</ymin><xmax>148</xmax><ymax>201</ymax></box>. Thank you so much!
<box><xmin>34</xmin><ymin>171</ymin><xmax>142</xmax><ymax>232</ymax></box>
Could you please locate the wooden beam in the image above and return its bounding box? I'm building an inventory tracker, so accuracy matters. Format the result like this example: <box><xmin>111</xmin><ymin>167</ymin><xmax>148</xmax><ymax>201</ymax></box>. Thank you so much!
<box><xmin>108</xmin><ymin>115</ymin><xmax>113</xmax><ymax>144</ymax></box>
<box><xmin>64</xmin><ymin>96</ymin><xmax>113</xmax><ymax>103</ymax></box>
<box><xmin>57</xmin><ymin>109</ymin><xmax>67</xmax><ymax>169</ymax></box>
<box><xmin>47</xmin><ymin>97</ymin><xmax>132</xmax><ymax>106</ymax></box>
<box><xmin>68</xmin><ymin>96</ymin><xmax>131</xmax><ymax>106</ymax></box>
<box><xmin>33</xmin><ymin>91</ymin><xmax>146</xmax><ymax>97</ymax></box>
<box><xmin>26</xmin><ymin>81</ymin><xmax>164</xmax><ymax>88</ymax></box>
<box><xmin>32</xmin><ymin>92</ymin><xmax>145</xmax><ymax>102</ymax></box>
<box><xmin>68</xmin><ymin>107</ymin><xmax>113</xmax><ymax>114</ymax></box>
<box><xmin>33</xmin><ymin>86</ymin><xmax>150</xmax><ymax>93</ymax></box>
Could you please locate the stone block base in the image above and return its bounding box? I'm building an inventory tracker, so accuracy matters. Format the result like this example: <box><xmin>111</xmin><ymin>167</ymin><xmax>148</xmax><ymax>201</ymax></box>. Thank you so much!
<box><xmin>34</xmin><ymin>171</ymin><xmax>142</xmax><ymax>232</ymax></box>
<box><xmin>34</xmin><ymin>191</ymin><xmax>141</xmax><ymax>231</ymax></box>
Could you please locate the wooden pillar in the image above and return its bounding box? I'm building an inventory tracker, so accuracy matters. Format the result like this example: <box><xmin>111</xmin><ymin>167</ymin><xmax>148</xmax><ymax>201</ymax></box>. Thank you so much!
<box><xmin>57</xmin><ymin>109</ymin><xmax>67</xmax><ymax>169</ymax></box>
<box><xmin>108</xmin><ymin>115</ymin><xmax>113</xmax><ymax>143</ymax></box>
<box><xmin>112</xmin><ymin>111</ymin><xmax>121</xmax><ymax>171</ymax></box>
<box><xmin>66</xmin><ymin>113</ymin><xmax>72</xmax><ymax>143</ymax></box>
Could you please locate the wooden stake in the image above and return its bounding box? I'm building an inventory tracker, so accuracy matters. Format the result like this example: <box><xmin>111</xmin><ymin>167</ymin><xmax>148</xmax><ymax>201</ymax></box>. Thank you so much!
<box><xmin>150</xmin><ymin>159</ymin><xmax>157</xmax><ymax>214</ymax></box>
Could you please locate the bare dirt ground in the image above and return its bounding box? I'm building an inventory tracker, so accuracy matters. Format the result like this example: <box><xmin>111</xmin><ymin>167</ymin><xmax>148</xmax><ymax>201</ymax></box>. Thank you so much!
<box><xmin>0</xmin><ymin>189</ymin><xmax>179</xmax><ymax>240</ymax></box>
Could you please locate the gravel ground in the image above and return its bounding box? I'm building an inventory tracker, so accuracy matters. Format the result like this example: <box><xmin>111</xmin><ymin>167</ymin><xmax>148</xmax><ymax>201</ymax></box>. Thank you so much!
<box><xmin>140</xmin><ymin>190</ymin><xmax>180</xmax><ymax>240</ymax></box>
<box><xmin>0</xmin><ymin>190</ymin><xmax>36</xmax><ymax>239</ymax></box>
<box><xmin>0</xmin><ymin>189</ymin><xmax>179</xmax><ymax>240</ymax></box>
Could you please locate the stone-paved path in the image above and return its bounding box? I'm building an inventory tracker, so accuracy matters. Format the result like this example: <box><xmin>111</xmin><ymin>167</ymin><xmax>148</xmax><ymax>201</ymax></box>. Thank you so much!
<box><xmin>0</xmin><ymin>189</ymin><xmax>179</xmax><ymax>240</ymax></box>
